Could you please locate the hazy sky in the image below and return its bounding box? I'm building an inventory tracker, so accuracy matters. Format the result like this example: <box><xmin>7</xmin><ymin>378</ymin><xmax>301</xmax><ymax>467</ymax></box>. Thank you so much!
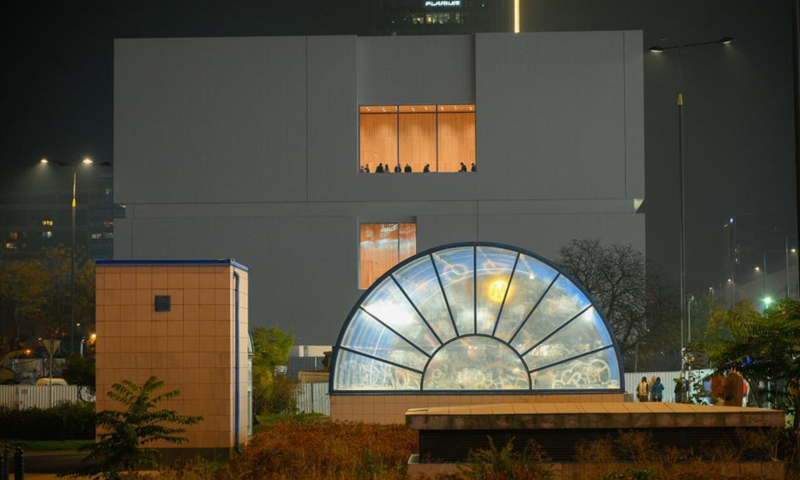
<box><xmin>2</xmin><ymin>0</ymin><xmax>796</xmax><ymax>298</ymax></box>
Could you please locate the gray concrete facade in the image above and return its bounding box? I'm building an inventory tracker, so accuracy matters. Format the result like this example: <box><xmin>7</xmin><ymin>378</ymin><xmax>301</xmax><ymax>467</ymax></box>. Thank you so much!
<box><xmin>113</xmin><ymin>32</ymin><xmax>645</xmax><ymax>344</ymax></box>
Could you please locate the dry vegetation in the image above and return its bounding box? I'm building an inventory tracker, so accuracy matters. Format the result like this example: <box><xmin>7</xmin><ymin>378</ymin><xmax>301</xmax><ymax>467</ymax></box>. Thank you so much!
<box><xmin>146</xmin><ymin>417</ymin><xmax>799</xmax><ymax>480</ymax></box>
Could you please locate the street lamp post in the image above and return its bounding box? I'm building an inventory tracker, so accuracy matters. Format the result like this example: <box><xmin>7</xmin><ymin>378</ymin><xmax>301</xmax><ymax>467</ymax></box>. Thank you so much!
<box><xmin>649</xmin><ymin>36</ymin><xmax>735</xmax><ymax>374</ymax></box>
<box><xmin>39</xmin><ymin>158</ymin><xmax>109</xmax><ymax>354</ymax></box>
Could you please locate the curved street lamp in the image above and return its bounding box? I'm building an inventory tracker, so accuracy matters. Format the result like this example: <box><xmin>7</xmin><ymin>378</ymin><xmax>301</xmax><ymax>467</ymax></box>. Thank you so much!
<box><xmin>648</xmin><ymin>36</ymin><xmax>735</xmax><ymax>376</ymax></box>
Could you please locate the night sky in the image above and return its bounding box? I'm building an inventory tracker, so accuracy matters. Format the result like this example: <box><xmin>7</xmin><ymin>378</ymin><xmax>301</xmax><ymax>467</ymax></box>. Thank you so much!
<box><xmin>2</xmin><ymin>0</ymin><xmax>796</xmax><ymax>298</ymax></box>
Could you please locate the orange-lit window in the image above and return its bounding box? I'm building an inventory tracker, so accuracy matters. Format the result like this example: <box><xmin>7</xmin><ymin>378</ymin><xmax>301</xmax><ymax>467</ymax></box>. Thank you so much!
<box><xmin>359</xmin><ymin>223</ymin><xmax>417</xmax><ymax>289</ymax></box>
<box><xmin>359</xmin><ymin>105</ymin><xmax>475</xmax><ymax>173</ymax></box>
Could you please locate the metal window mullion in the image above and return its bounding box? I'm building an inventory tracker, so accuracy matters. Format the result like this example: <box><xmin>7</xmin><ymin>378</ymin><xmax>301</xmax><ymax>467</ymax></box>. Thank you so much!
<box><xmin>509</xmin><ymin>273</ymin><xmax>560</xmax><ymax>346</ymax></box>
<box><xmin>519</xmin><ymin>305</ymin><xmax>593</xmax><ymax>358</ymax></box>
<box><xmin>391</xmin><ymin>274</ymin><xmax>443</xmax><ymax>346</ymax></box>
<box><xmin>338</xmin><ymin>346</ymin><xmax>424</xmax><ymax>375</ymax></box>
<box><xmin>528</xmin><ymin>344</ymin><xmax>613</xmax><ymax>374</ymax></box>
<box><xmin>431</xmin><ymin>254</ymin><xmax>459</xmax><ymax>337</ymax></box>
<box><xmin>492</xmin><ymin>253</ymin><xmax>520</xmax><ymax>337</ymax></box>
<box><xmin>360</xmin><ymin>306</ymin><xmax>432</xmax><ymax>359</ymax></box>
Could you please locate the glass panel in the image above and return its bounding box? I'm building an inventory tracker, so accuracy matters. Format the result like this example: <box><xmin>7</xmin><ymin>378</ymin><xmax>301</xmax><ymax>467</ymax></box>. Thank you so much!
<box><xmin>398</xmin><ymin>223</ymin><xmax>416</xmax><ymax>263</ymax></box>
<box><xmin>334</xmin><ymin>349</ymin><xmax>421</xmax><ymax>391</ymax></box>
<box><xmin>360</xmin><ymin>223</ymin><xmax>399</xmax><ymax>289</ymax></box>
<box><xmin>341</xmin><ymin>309</ymin><xmax>429</xmax><ymax>371</ymax></box>
<box><xmin>511</xmin><ymin>275</ymin><xmax>591</xmax><ymax>354</ymax></box>
<box><xmin>529</xmin><ymin>348</ymin><xmax>620</xmax><ymax>390</ymax></box>
<box><xmin>523</xmin><ymin>308</ymin><xmax>611</xmax><ymax>370</ymax></box>
<box><xmin>359</xmin><ymin>113</ymin><xmax>397</xmax><ymax>173</ymax></box>
<box><xmin>474</xmin><ymin>247</ymin><xmax>517</xmax><ymax>335</ymax></box>
<box><xmin>399</xmin><ymin>113</ymin><xmax>436</xmax><ymax>173</ymax></box>
<box><xmin>361</xmin><ymin>277</ymin><xmax>439</xmax><ymax>354</ymax></box>
<box><xmin>423</xmin><ymin>336</ymin><xmax>529</xmax><ymax>390</ymax></box>
<box><xmin>432</xmin><ymin>247</ymin><xmax>475</xmax><ymax>336</ymax></box>
<box><xmin>393</xmin><ymin>256</ymin><xmax>457</xmax><ymax>343</ymax></box>
<box><xmin>495</xmin><ymin>255</ymin><xmax>559</xmax><ymax>342</ymax></box>
<box><xmin>438</xmin><ymin>112</ymin><xmax>476</xmax><ymax>173</ymax></box>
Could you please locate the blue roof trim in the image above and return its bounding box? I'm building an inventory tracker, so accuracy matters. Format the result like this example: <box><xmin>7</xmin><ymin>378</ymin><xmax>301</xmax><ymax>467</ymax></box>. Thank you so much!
<box><xmin>96</xmin><ymin>259</ymin><xmax>249</xmax><ymax>272</ymax></box>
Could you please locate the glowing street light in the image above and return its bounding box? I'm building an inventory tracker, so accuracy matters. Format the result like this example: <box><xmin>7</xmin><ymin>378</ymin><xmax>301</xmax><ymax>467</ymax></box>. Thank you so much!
<box><xmin>39</xmin><ymin>157</ymin><xmax>110</xmax><ymax>354</ymax></box>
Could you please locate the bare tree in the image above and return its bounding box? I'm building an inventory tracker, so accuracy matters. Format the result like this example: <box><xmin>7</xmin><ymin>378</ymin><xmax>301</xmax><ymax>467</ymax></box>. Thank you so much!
<box><xmin>558</xmin><ymin>239</ymin><xmax>678</xmax><ymax>371</ymax></box>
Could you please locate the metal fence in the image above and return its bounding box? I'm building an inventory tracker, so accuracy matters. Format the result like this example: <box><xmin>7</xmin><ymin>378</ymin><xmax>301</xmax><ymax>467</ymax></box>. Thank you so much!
<box><xmin>294</xmin><ymin>382</ymin><xmax>330</xmax><ymax>415</ymax></box>
<box><xmin>624</xmin><ymin>369</ymin><xmax>713</xmax><ymax>403</ymax></box>
<box><xmin>0</xmin><ymin>385</ymin><xmax>95</xmax><ymax>409</ymax></box>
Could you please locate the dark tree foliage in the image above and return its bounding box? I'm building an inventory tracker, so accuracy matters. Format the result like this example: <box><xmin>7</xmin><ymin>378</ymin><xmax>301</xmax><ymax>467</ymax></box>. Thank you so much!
<box><xmin>63</xmin><ymin>376</ymin><xmax>202</xmax><ymax>480</ymax></box>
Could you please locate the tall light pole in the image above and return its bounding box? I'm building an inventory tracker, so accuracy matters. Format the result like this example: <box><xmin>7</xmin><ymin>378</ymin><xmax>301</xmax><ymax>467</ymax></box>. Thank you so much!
<box><xmin>786</xmin><ymin>235</ymin><xmax>797</xmax><ymax>299</ymax></box>
<box><xmin>649</xmin><ymin>36</ymin><xmax>735</xmax><ymax>374</ymax></box>
<box><xmin>39</xmin><ymin>158</ymin><xmax>109</xmax><ymax>354</ymax></box>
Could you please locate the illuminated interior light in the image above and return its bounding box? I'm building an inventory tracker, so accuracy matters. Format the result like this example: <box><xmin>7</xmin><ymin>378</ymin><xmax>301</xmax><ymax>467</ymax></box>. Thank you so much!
<box><xmin>514</xmin><ymin>0</ymin><xmax>520</xmax><ymax>33</ymax></box>
<box><xmin>488</xmin><ymin>280</ymin><xmax>508</xmax><ymax>303</ymax></box>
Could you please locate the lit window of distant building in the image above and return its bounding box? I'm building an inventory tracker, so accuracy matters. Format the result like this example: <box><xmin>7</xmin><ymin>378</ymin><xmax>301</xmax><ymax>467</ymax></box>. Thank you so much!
<box><xmin>41</xmin><ymin>220</ymin><xmax>54</xmax><ymax>226</ymax></box>
<box><xmin>359</xmin><ymin>223</ymin><xmax>416</xmax><ymax>289</ymax></box>
<box><xmin>42</xmin><ymin>231</ymin><xmax>53</xmax><ymax>239</ymax></box>
<box><xmin>8</xmin><ymin>232</ymin><xmax>18</xmax><ymax>240</ymax></box>
<box><xmin>91</xmin><ymin>233</ymin><xmax>102</xmax><ymax>240</ymax></box>
<box><xmin>359</xmin><ymin>104</ymin><xmax>475</xmax><ymax>174</ymax></box>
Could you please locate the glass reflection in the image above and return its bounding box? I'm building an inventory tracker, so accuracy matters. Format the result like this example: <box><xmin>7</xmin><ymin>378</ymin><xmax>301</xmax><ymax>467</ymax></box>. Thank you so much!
<box><xmin>361</xmin><ymin>277</ymin><xmax>439</xmax><ymax>354</ymax></box>
<box><xmin>340</xmin><ymin>309</ymin><xmax>429</xmax><ymax>371</ymax></box>
<box><xmin>529</xmin><ymin>348</ymin><xmax>619</xmax><ymax>390</ymax></box>
<box><xmin>432</xmin><ymin>247</ymin><xmax>475</xmax><ymax>336</ymax></box>
<box><xmin>423</xmin><ymin>336</ymin><xmax>529</xmax><ymax>390</ymax></box>
<box><xmin>494</xmin><ymin>255</ymin><xmax>559</xmax><ymax>341</ymax></box>
<box><xmin>393</xmin><ymin>256</ymin><xmax>457</xmax><ymax>343</ymax></box>
<box><xmin>474</xmin><ymin>247</ymin><xmax>518</xmax><ymax>335</ymax></box>
<box><xmin>523</xmin><ymin>308</ymin><xmax>609</xmax><ymax>370</ymax></box>
<box><xmin>334</xmin><ymin>349</ymin><xmax>421</xmax><ymax>391</ymax></box>
<box><xmin>511</xmin><ymin>276</ymin><xmax>590</xmax><ymax>354</ymax></box>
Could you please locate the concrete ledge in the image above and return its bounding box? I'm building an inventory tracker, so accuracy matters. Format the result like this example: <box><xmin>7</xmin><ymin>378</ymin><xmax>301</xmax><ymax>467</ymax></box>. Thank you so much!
<box><xmin>405</xmin><ymin>402</ymin><xmax>785</xmax><ymax>430</ymax></box>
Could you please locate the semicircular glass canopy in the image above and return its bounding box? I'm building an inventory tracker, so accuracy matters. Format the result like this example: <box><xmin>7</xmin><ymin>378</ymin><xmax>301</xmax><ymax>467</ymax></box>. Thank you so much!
<box><xmin>331</xmin><ymin>243</ymin><xmax>623</xmax><ymax>393</ymax></box>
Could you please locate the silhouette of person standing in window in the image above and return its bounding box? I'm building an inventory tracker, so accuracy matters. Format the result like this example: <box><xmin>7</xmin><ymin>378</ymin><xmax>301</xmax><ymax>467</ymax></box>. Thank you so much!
<box><xmin>394</xmin><ymin>164</ymin><xmax>401</xmax><ymax>173</ymax></box>
<box><xmin>470</xmin><ymin>163</ymin><xmax>476</xmax><ymax>172</ymax></box>
<box><xmin>364</xmin><ymin>164</ymin><xmax>370</xmax><ymax>173</ymax></box>
<box><xmin>459</xmin><ymin>162</ymin><xmax>467</xmax><ymax>172</ymax></box>
<box><xmin>376</xmin><ymin>163</ymin><xmax>384</xmax><ymax>173</ymax></box>
<box><xmin>404</xmin><ymin>164</ymin><xmax>412</xmax><ymax>173</ymax></box>
<box><xmin>423</xmin><ymin>164</ymin><xmax>431</xmax><ymax>172</ymax></box>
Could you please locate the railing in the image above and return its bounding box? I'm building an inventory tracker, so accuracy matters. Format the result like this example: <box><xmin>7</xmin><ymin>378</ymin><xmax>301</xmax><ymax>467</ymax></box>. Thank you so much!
<box><xmin>0</xmin><ymin>445</ymin><xmax>24</xmax><ymax>480</ymax></box>
<box><xmin>0</xmin><ymin>385</ymin><xmax>95</xmax><ymax>410</ymax></box>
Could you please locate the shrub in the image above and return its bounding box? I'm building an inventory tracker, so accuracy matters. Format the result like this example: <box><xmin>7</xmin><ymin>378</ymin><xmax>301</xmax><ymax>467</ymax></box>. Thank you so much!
<box><xmin>0</xmin><ymin>402</ymin><xmax>95</xmax><ymax>440</ymax></box>
<box><xmin>63</xmin><ymin>376</ymin><xmax>202</xmax><ymax>480</ymax></box>
<box><xmin>461</xmin><ymin>437</ymin><xmax>552</xmax><ymax>480</ymax></box>
<box><xmin>225</xmin><ymin>417</ymin><xmax>417</xmax><ymax>480</ymax></box>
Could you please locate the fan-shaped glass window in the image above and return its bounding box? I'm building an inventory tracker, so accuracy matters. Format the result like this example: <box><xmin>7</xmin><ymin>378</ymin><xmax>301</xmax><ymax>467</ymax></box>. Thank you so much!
<box><xmin>331</xmin><ymin>243</ymin><xmax>623</xmax><ymax>393</ymax></box>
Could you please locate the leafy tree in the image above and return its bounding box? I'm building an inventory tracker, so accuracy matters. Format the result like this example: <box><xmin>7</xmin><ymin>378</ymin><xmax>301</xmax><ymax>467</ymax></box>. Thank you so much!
<box><xmin>251</xmin><ymin>327</ymin><xmax>294</xmax><ymax>414</ymax></box>
<box><xmin>62</xmin><ymin>352</ymin><xmax>96</xmax><ymax>401</ymax></box>
<box><xmin>558</xmin><ymin>239</ymin><xmax>680</xmax><ymax>371</ymax></box>
<box><xmin>64</xmin><ymin>376</ymin><xmax>202</xmax><ymax>480</ymax></box>
<box><xmin>702</xmin><ymin>298</ymin><xmax>800</xmax><ymax>425</ymax></box>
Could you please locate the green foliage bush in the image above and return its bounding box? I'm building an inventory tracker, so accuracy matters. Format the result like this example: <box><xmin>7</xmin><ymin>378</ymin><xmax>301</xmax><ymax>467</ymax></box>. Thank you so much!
<box><xmin>0</xmin><ymin>402</ymin><xmax>95</xmax><ymax>440</ymax></box>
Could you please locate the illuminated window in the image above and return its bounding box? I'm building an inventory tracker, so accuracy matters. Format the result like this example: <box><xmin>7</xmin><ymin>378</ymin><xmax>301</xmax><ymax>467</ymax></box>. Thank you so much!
<box><xmin>359</xmin><ymin>105</ymin><xmax>475</xmax><ymax>174</ymax></box>
<box><xmin>359</xmin><ymin>223</ymin><xmax>416</xmax><ymax>289</ymax></box>
<box><xmin>41</xmin><ymin>220</ymin><xmax>54</xmax><ymax>226</ymax></box>
<box><xmin>91</xmin><ymin>233</ymin><xmax>102</xmax><ymax>240</ymax></box>
<box><xmin>8</xmin><ymin>232</ymin><xmax>18</xmax><ymax>240</ymax></box>
<box><xmin>4</xmin><ymin>243</ymin><xmax>16</xmax><ymax>251</ymax></box>
<box><xmin>103</xmin><ymin>221</ymin><xmax>114</xmax><ymax>228</ymax></box>
<box><xmin>42</xmin><ymin>231</ymin><xmax>53</xmax><ymax>239</ymax></box>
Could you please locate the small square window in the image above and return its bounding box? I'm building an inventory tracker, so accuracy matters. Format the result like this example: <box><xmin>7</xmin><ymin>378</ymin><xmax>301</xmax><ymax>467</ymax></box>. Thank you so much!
<box><xmin>154</xmin><ymin>295</ymin><xmax>172</xmax><ymax>312</ymax></box>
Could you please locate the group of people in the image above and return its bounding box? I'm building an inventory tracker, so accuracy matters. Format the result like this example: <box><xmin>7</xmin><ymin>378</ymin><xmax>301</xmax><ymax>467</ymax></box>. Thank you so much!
<box><xmin>636</xmin><ymin>375</ymin><xmax>666</xmax><ymax>402</ymax></box>
<box><xmin>359</xmin><ymin>162</ymin><xmax>476</xmax><ymax>173</ymax></box>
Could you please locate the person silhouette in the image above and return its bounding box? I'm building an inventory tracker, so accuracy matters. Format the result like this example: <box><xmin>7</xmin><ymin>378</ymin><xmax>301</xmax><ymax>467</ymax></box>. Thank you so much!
<box><xmin>404</xmin><ymin>164</ymin><xmax>412</xmax><ymax>173</ymax></box>
<box><xmin>423</xmin><ymin>164</ymin><xmax>430</xmax><ymax>173</ymax></box>
<box><xmin>394</xmin><ymin>164</ymin><xmax>401</xmax><ymax>173</ymax></box>
<box><xmin>376</xmin><ymin>163</ymin><xmax>384</xmax><ymax>173</ymax></box>
<box><xmin>459</xmin><ymin>162</ymin><xmax>467</xmax><ymax>172</ymax></box>
<box><xmin>470</xmin><ymin>163</ymin><xmax>476</xmax><ymax>172</ymax></box>
<box><xmin>364</xmin><ymin>164</ymin><xmax>370</xmax><ymax>173</ymax></box>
